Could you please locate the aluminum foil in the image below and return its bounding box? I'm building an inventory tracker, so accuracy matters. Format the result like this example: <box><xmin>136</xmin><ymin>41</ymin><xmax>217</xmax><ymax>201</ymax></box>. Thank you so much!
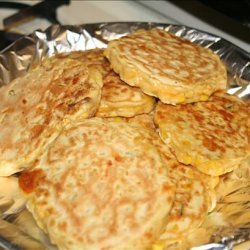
<box><xmin>0</xmin><ymin>22</ymin><xmax>249</xmax><ymax>250</ymax></box>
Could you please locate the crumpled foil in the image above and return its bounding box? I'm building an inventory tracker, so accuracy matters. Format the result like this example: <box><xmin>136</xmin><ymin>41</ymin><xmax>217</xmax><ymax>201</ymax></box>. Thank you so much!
<box><xmin>0</xmin><ymin>22</ymin><xmax>249</xmax><ymax>250</ymax></box>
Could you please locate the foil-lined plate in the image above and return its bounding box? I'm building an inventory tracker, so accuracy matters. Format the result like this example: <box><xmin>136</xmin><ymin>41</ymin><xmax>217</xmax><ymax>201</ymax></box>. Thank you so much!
<box><xmin>0</xmin><ymin>22</ymin><xmax>249</xmax><ymax>250</ymax></box>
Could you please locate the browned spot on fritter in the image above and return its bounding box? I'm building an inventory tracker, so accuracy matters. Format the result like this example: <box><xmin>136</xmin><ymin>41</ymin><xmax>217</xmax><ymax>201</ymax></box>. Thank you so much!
<box><xmin>19</xmin><ymin>169</ymin><xmax>44</xmax><ymax>194</ymax></box>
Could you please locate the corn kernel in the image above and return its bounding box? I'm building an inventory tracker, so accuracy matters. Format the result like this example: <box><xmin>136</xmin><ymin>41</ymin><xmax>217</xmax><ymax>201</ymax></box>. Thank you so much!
<box><xmin>152</xmin><ymin>242</ymin><xmax>164</xmax><ymax>250</ymax></box>
<box><xmin>182</xmin><ymin>155</ymin><xmax>192</xmax><ymax>164</ymax></box>
<box><xmin>200</xmin><ymin>94</ymin><xmax>208</xmax><ymax>101</ymax></box>
<box><xmin>113</xmin><ymin>117</ymin><xmax>123</xmax><ymax>122</ymax></box>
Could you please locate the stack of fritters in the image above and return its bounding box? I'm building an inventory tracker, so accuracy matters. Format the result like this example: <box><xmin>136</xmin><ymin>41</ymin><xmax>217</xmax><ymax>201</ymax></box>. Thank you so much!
<box><xmin>0</xmin><ymin>28</ymin><xmax>249</xmax><ymax>250</ymax></box>
<box><xmin>0</xmin><ymin>56</ymin><xmax>103</xmax><ymax>176</ymax></box>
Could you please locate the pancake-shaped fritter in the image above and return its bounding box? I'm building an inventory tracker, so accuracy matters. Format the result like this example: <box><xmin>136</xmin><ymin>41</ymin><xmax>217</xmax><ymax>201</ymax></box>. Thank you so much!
<box><xmin>160</xmin><ymin>163</ymin><xmax>216</xmax><ymax>245</ymax></box>
<box><xmin>154</xmin><ymin>92</ymin><xmax>250</xmax><ymax>176</ymax></box>
<box><xmin>96</xmin><ymin>70</ymin><xmax>155</xmax><ymax>117</ymax></box>
<box><xmin>57</xmin><ymin>49</ymin><xmax>110</xmax><ymax>77</ymax></box>
<box><xmin>215</xmin><ymin>155</ymin><xmax>250</xmax><ymax>230</ymax></box>
<box><xmin>127</xmin><ymin>115</ymin><xmax>216</xmax><ymax>246</ymax></box>
<box><xmin>19</xmin><ymin>118</ymin><xmax>175</xmax><ymax>250</ymax></box>
<box><xmin>148</xmin><ymin>134</ymin><xmax>216</xmax><ymax>245</ymax></box>
<box><xmin>0</xmin><ymin>56</ymin><xmax>103</xmax><ymax>176</ymax></box>
<box><xmin>62</xmin><ymin>49</ymin><xmax>156</xmax><ymax>118</ymax></box>
<box><xmin>104</xmin><ymin>28</ymin><xmax>227</xmax><ymax>104</ymax></box>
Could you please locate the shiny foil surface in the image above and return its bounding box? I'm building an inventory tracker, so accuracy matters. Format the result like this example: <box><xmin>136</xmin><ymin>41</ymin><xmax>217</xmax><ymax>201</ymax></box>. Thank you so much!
<box><xmin>0</xmin><ymin>22</ymin><xmax>249</xmax><ymax>250</ymax></box>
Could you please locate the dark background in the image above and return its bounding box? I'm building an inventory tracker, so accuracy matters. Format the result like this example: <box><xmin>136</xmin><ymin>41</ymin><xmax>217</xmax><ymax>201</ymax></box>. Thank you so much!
<box><xmin>0</xmin><ymin>0</ymin><xmax>250</xmax><ymax>51</ymax></box>
<box><xmin>169</xmin><ymin>0</ymin><xmax>250</xmax><ymax>46</ymax></box>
